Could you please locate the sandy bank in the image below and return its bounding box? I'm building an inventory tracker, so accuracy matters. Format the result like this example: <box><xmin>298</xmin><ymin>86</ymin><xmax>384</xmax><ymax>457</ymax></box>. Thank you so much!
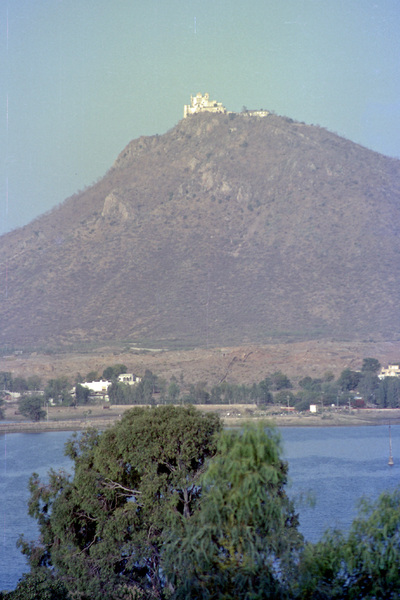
<box><xmin>2</xmin><ymin>404</ymin><xmax>400</xmax><ymax>434</ymax></box>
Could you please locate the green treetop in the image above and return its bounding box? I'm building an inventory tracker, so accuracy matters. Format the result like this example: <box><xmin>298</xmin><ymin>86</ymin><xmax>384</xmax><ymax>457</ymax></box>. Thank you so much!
<box><xmin>19</xmin><ymin>405</ymin><xmax>221</xmax><ymax>600</ymax></box>
<box><xmin>164</xmin><ymin>423</ymin><xmax>303</xmax><ymax>599</ymax></box>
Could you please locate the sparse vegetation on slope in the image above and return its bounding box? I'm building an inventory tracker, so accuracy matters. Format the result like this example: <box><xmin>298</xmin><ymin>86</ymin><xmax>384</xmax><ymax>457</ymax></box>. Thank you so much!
<box><xmin>1</xmin><ymin>113</ymin><xmax>400</xmax><ymax>350</ymax></box>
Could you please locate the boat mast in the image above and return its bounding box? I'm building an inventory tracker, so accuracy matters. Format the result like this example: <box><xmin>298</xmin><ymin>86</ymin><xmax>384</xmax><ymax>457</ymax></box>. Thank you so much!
<box><xmin>388</xmin><ymin>423</ymin><xmax>394</xmax><ymax>466</ymax></box>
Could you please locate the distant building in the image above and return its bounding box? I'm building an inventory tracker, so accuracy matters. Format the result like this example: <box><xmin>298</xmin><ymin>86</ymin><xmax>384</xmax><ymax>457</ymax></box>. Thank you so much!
<box><xmin>79</xmin><ymin>380</ymin><xmax>111</xmax><ymax>401</ymax></box>
<box><xmin>81</xmin><ymin>380</ymin><xmax>111</xmax><ymax>394</ymax></box>
<box><xmin>378</xmin><ymin>364</ymin><xmax>400</xmax><ymax>379</ymax></box>
<box><xmin>3</xmin><ymin>391</ymin><xmax>21</xmax><ymax>402</ymax></box>
<box><xmin>183</xmin><ymin>93</ymin><xmax>226</xmax><ymax>118</ymax></box>
<box><xmin>183</xmin><ymin>93</ymin><xmax>270</xmax><ymax>119</ymax></box>
<box><xmin>76</xmin><ymin>375</ymin><xmax>140</xmax><ymax>402</ymax></box>
<box><xmin>240</xmin><ymin>109</ymin><xmax>270</xmax><ymax>118</ymax></box>
<box><xmin>117</xmin><ymin>373</ymin><xmax>141</xmax><ymax>386</ymax></box>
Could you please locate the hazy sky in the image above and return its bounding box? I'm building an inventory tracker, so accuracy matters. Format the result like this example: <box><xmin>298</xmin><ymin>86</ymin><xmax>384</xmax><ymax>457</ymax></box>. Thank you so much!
<box><xmin>1</xmin><ymin>0</ymin><xmax>400</xmax><ymax>236</ymax></box>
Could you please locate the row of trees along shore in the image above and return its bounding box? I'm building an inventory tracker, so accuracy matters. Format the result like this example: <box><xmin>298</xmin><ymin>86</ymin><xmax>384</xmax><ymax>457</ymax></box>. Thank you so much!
<box><xmin>2</xmin><ymin>357</ymin><xmax>400</xmax><ymax>422</ymax></box>
<box><xmin>2</xmin><ymin>406</ymin><xmax>400</xmax><ymax>599</ymax></box>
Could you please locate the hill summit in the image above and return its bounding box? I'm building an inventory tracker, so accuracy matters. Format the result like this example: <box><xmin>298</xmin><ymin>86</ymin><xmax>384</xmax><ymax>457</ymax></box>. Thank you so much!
<box><xmin>1</xmin><ymin>111</ymin><xmax>400</xmax><ymax>351</ymax></box>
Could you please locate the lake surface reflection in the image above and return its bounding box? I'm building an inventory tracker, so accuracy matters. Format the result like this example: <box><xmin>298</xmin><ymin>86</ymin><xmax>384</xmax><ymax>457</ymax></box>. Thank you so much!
<box><xmin>1</xmin><ymin>425</ymin><xmax>399</xmax><ymax>591</ymax></box>
<box><xmin>281</xmin><ymin>425</ymin><xmax>399</xmax><ymax>542</ymax></box>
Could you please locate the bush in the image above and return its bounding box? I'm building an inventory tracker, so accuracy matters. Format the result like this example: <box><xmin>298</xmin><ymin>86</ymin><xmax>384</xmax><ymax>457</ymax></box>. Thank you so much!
<box><xmin>18</xmin><ymin>395</ymin><xmax>46</xmax><ymax>422</ymax></box>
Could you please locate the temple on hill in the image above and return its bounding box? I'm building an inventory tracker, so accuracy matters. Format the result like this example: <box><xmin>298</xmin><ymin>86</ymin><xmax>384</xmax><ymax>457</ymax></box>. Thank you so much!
<box><xmin>183</xmin><ymin>93</ymin><xmax>270</xmax><ymax>118</ymax></box>
<box><xmin>183</xmin><ymin>92</ymin><xmax>226</xmax><ymax>118</ymax></box>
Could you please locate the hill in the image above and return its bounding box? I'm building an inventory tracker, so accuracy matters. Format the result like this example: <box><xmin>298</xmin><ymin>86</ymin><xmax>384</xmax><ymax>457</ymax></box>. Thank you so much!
<box><xmin>1</xmin><ymin>112</ymin><xmax>400</xmax><ymax>351</ymax></box>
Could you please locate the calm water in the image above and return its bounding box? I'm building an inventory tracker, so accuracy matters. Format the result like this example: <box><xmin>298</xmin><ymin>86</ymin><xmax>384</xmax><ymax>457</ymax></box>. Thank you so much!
<box><xmin>1</xmin><ymin>425</ymin><xmax>399</xmax><ymax>591</ymax></box>
<box><xmin>1</xmin><ymin>431</ymin><xmax>73</xmax><ymax>592</ymax></box>
<box><xmin>281</xmin><ymin>425</ymin><xmax>399</xmax><ymax>541</ymax></box>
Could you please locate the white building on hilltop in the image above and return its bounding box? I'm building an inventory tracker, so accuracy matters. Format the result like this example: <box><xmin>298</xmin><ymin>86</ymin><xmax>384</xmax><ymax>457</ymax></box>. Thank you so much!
<box><xmin>184</xmin><ymin>92</ymin><xmax>227</xmax><ymax>118</ymax></box>
<box><xmin>183</xmin><ymin>93</ymin><xmax>270</xmax><ymax>119</ymax></box>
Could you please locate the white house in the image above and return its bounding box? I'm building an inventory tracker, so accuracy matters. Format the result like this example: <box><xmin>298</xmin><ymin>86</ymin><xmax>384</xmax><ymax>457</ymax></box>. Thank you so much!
<box><xmin>81</xmin><ymin>380</ymin><xmax>111</xmax><ymax>393</ymax></box>
<box><xmin>378</xmin><ymin>364</ymin><xmax>400</xmax><ymax>379</ymax></box>
<box><xmin>117</xmin><ymin>373</ymin><xmax>141</xmax><ymax>386</ymax></box>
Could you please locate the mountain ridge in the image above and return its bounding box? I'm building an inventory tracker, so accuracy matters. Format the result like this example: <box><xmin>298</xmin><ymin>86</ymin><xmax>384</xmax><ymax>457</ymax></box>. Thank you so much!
<box><xmin>1</xmin><ymin>112</ymin><xmax>400</xmax><ymax>350</ymax></box>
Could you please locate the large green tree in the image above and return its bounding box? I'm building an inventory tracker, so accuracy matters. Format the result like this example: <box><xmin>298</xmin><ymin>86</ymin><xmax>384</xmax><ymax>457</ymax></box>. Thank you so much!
<box><xmin>164</xmin><ymin>424</ymin><xmax>303</xmax><ymax>599</ymax></box>
<box><xmin>337</xmin><ymin>369</ymin><xmax>362</xmax><ymax>392</ymax></box>
<box><xmin>357</xmin><ymin>372</ymin><xmax>380</xmax><ymax>404</ymax></box>
<box><xmin>270</xmin><ymin>371</ymin><xmax>293</xmax><ymax>391</ymax></box>
<box><xmin>361</xmin><ymin>358</ymin><xmax>381</xmax><ymax>374</ymax></box>
<box><xmin>18</xmin><ymin>395</ymin><xmax>46</xmax><ymax>422</ymax></box>
<box><xmin>378</xmin><ymin>377</ymin><xmax>400</xmax><ymax>408</ymax></box>
<box><xmin>44</xmin><ymin>377</ymin><xmax>72</xmax><ymax>406</ymax></box>
<box><xmin>20</xmin><ymin>406</ymin><xmax>221</xmax><ymax>600</ymax></box>
<box><xmin>0</xmin><ymin>371</ymin><xmax>13</xmax><ymax>390</ymax></box>
<box><xmin>102</xmin><ymin>364</ymin><xmax>128</xmax><ymax>380</ymax></box>
<box><xmin>75</xmin><ymin>383</ymin><xmax>91</xmax><ymax>405</ymax></box>
<box><xmin>256</xmin><ymin>378</ymin><xmax>274</xmax><ymax>405</ymax></box>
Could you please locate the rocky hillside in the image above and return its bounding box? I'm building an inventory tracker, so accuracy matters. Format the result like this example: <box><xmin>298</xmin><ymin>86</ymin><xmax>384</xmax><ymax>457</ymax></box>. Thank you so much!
<box><xmin>1</xmin><ymin>112</ymin><xmax>400</xmax><ymax>350</ymax></box>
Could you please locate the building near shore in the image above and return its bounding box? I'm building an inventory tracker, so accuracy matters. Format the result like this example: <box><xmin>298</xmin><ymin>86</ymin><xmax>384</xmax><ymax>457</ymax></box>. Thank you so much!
<box><xmin>80</xmin><ymin>379</ymin><xmax>111</xmax><ymax>401</ymax></box>
<box><xmin>378</xmin><ymin>364</ymin><xmax>400</xmax><ymax>379</ymax></box>
<box><xmin>81</xmin><ymin>380</ymin><xmax>111</xmax><ymax>393</ymax></box>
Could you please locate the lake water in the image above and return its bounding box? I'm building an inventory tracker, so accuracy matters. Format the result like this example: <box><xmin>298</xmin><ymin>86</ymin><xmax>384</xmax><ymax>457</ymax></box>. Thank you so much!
<box><xmin>1</xmin><ymin>425</ymin><xmax>399</xmax><ymax>591</ymax></box>
<box><xmin>281</xmin><ymin>425</ymin><xmax>399</xmax><ymax>541</ymax></box>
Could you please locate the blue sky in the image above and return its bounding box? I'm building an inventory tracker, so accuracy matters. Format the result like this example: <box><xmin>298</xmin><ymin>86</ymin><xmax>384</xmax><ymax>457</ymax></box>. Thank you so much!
<box><xmin>1</xmin><ymin>0</ymin><xmax>400</xmax><ymax>236</ymax></box>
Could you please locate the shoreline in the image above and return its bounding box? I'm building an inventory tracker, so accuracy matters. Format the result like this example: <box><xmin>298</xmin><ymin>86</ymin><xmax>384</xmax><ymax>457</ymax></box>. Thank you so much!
<box><xmin>2</xmin><ymin>404</ymin><xmax>400</xmax><ymax>434</ymax></box>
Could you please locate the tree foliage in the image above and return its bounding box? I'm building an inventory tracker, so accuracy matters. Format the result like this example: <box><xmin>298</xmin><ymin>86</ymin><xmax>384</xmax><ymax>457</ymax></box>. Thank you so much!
<box><xmin>297</xmin><ymin>488</ymin><xmax>400</xmax><ymax>599</ymax></box>
<box><xmin>74</xmin><ymin>382</ymin><xmax>92</xmax><ymax>404</ymax></box>
<box><xmin>337</xmin><ymin>369</ymin><xmax>362</xmax><ymax>392</ymax></box>
<box><xmin>164</xmin><ymin>424</ymin><xmax>303</xmax><ymax>599</ymax></box>
<box><xmin>270</xmin><ymin>370</ymin><xmax>293</xmax><ymax>391</ymax></box>
<box><xmin>3</xmin><ymin>568</ymin><xmax>69</xmax><ymax>600</ymax></box>
<box><xmin>342</xmin><ymin>489</ymin><xmax>400</xmax><ymax>599</ymax></box>
<box><xmin>85</xmin><ymin>370</ymin><xmax>100</xmax><ymax>382</ymax></box>
<box><xmin>108</xmin><ymin>369</ymin><xmax>162</xmax><ymax>405</ymax></box>
<box><xmin>102</xmin><ymin>364</ymin><xmax>128</xmax><ymax>380</ymax></box>
<box><xmin>357</xmin><ymin>372</ymin><xmax>380</xmax><ymax>404</ymax></box>
<box><xmin>21</xmin><ymin>406</ymin><xmax>221</xmax><ymax>600</ymax></box>
<box><xmin>44</xmin><ymin>377</ymin><xmax>72</xmax><ymax>406</ymax></box>
<box><xmin>0</xmin><ymin>371</ymin><xmax>13</xmax><ymax>390</ymax></box>
<box><xmin>378</xmin><ymin>376</ymin><xmax>400</xmax><ymax>408</ymax></box>
<box><xmin>18</xmin><ymin>395</ymin><xmax>46</xmax><ymax>422</ymax></box>
<box><xmin>361</xmin><ymin>357</ymin><xmax>381</xmax><ymax>374</ymax></box>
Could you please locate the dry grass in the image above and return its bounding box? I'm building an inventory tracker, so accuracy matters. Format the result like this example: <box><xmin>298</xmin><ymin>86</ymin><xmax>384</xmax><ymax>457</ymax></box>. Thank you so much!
<box><xmin>2</xmin><ymin>339</ymin><xmax>400</xmax><ymax>387</ymax></box>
